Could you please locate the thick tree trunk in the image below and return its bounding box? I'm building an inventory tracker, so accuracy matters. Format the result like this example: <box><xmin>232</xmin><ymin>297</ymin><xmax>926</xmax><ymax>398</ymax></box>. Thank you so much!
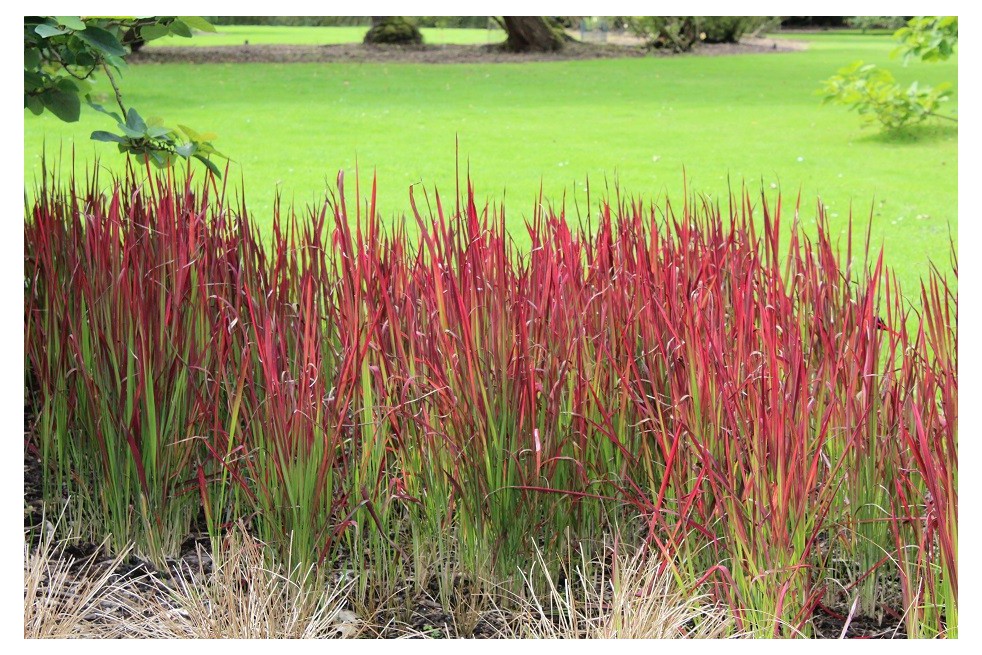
<box><xmin>501</xmin><ymin>17</ymin><xmax>564</xmax><ymax>52</ymax></box>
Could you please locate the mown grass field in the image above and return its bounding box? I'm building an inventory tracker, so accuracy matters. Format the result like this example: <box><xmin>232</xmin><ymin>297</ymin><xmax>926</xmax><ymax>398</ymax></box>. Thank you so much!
<box><xmin>23</xmin><ymin>29</ymin><xmax>957</xmax><ymax>290</ymax></box>
<box><xmin>146</xmin><ymin>24</ymin><xmax>505</xmax><ymax>46</ymax></box>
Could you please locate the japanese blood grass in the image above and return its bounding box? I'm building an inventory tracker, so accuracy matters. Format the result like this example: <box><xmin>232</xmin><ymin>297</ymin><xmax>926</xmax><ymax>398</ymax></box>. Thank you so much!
<box><xmin>394</xmin><ymin>185</ymin><xmax>607</xmax><ymax>596</ymax></box>
<box><xmin>883</xmin><ymin>260</ymin><xmax>957</xmax><ymax>638</ymax></box>
<box><xmin>24</xmin><ymin>167</ymin><xmax>956</xmax><ymax>637</ymax></box>
<box><xmin>24</xmin><ymin>166</ymin><xmax>239</xmax><ymax>563</ymax></box>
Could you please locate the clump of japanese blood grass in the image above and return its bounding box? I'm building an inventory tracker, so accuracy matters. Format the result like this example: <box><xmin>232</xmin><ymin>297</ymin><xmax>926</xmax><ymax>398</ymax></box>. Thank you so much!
<box><xmin>884</xmin><ymin>257</ymin><xmax>957</xmax><ymax>638</ymax></box>
<box><xmin>25</xmin><ymin>166</ymin><xmax>955</xmax><ymax>637</ymax></box>
<box><xmin>24</xmin><ymin>164</ymin><xmax>244</xmax><ymax>562</ymax></box>
<box><xmin>382</xmin><ymin>187</ymin><xmax>956</xmax><ymax>636</ymax></box>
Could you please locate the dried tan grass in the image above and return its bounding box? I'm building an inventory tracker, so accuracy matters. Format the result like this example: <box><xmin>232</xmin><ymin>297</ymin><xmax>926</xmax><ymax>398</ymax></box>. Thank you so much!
<box><xmin>513</xmin><ymin>541</ymin><xmax>734</xmax><ymax>638</ymax></box>
<box><xmin>25</xmin><ymin>514</ymin><xmax>732</xmax><ymax>639</ymax></box>
<box><xmin>24</xmin><ymin>521</ymin><xmax>146</xmax><ymax>638</ymax></box>
<box><xmin>25</xmin><ymin>517</ymin><xmax>358</xmax><ymax>639</ymax></box>
<box><xmin>149</xmin><ymin>524</ymin><xmax>358</xmax><ymax>638</ymax></box>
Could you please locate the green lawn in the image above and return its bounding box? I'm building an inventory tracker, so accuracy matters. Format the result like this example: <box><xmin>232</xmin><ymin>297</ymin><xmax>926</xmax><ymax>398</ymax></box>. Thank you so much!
<box><xmin>146</xmin><ymin>24</ymin><xmax>505</xmax><ymax>47</ymax></box>
<box><xmin>24</xmin><ymin>31</ymin><xmax>957</xmax><ymax>290</ymax></box>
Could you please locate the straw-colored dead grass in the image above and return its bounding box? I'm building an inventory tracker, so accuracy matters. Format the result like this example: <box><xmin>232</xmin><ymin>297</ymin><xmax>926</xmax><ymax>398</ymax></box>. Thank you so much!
<box><xmin>153</xmin><ymin>524</ymin><xmax>358</xmax><ymax>638</ymax></box>
<box><xmin>26</xmin><ymin>518</ymin><xmax>727</xmax><ymax>639</ymax></box>
<box><xmin>24</xmin><ymin>521</ymin><xmax>359</xmax><ymax>639</ymax></box>
<box><xmin>514</xmin><ymin>542</ymin><xmax>734</xmax><ymax>638</ymax></box>
<box><xmin>24</xmin><ymin>522</ymin><xmax>147</xmax><ymax>638</ymax></box>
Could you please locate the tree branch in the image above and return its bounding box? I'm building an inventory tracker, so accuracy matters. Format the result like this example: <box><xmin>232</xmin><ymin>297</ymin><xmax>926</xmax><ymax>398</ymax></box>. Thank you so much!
<box><xmin>102</xmin><ymin>64</ymin><xmax>127</xmax><ymax>116</ymax></box>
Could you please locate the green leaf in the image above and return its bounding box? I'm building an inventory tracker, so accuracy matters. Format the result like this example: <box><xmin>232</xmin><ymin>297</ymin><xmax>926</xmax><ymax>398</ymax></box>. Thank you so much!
<box><xmin>178</xmin><ymin>124</ymin><xmax>202</xmax><ymax>141</ymax></box>
<box><xmin>87</xmin><ymin>101</ymin><xmax>122</xmax><ymax>124</ymax></box>
<box><xmin>139</xmin><ymin>24</ymin><xmax>169</xmax><ymax>42</ymax></box>
<box><xmin>125</xmin><ymin>107</ymin><xmax>148</xmax><ymax>133</ymax></box>
<box><xmin>25</xmin><ymin>94</ymin><xmax>45</xmax><ymax>115</ymax></box>
<box><xmin>24</xmin><ymin>70</ymin><xmax>45</xmax><ymax>92</ymax></box>
<box><xmin>60</xmin><ymin>48</ymin><xmax>80</xmax><ymax>66</ymax></box>
<box><xmin>91</xmin><ymin>130</ymin><xmax>127</xmax><ymax>143</ymax></box>
<box><xmin>55</xmin><ymin>77</ymin><xmax>79</xmax><ymax>93</ymax></box>
<box><xmin>169</xmin><ymin>20</ymin><xmax>193</xmax><ymax>38</ymax></box>
<box><xmin>35</xmin><ymin>24</ymin><xmax>68</xmax><ymax>38</ymax></box>
<box><xmin>41</xmin><ymin>88</ymin><xmax>81</xmax><ymax>122</ymax></box>
<box><xmin>178</xmin><ymin>16</ymin><xmax>216</xmax><ymax>32</ymax></box>
<box><xmin>74</xmin><ymin>50</ymin><xmax>96</xmax><ymax>67</ymax></box>
<box><xmin>104</xmin><ymin>53</ymin><xmax>127</xmax><ymax>70</ymax></box>
<box><xmin>24</xmin><ymin>47</ymin><xmax>41</xmax><ymax>70</ymax></box>
<box><xmin>148</xmin><ymin>150</ymin><xmax>168</xmax><ymax>167</ymax></box>
<box><xmin>55</xmin><ymin>16</ymin><xmax>87</xmax><ymax>31</ymax></box>
<box><xmin>147</xmin><ymin>126</ymin><xmax>174</xmax><ymax>138</ymax></box>
<box><xmin>175</xmin><ymin>143</ymin><xmax>196</xmax><ymax>157</ymax></box>
<box><xmin>75</xmin><ymin>26</ymin><xmax>127</xmax><ymax>57</ymax></box>
<box><xmin>194</xmin><ymin>153</ymin><xmax>222</xmax><ymax>178</ymax></box>
<box><xmin>118</xmin><ymin>124</ymin><xmax>146</xmax><ymax>138</ymax></box>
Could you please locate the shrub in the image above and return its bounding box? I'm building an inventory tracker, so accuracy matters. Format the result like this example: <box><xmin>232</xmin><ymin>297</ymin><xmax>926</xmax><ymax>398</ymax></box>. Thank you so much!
<box><xmin>846</xmin><ymin>16</ymin><xmax>908</xmax><ymax>32</ymax></box>
<box><xmin>700</xmin><ymin>16</ymin><xmax>772</xmax><ymax>43</ymax></box>
<box><xmin>363</xmin><ymin>17</ymin><xmax>423</xmax><ymax>46</ymax></box>
<box><xmin>820</xmin><ymin>16</ymin><xmax>958</xmax><ymax>131</ymax></box>
<box><xmin>894</xmin><ymin>15</ymin><xmax>958</xmax><ymax>63</ymax></box>
<box><xmin>628</xmin><ymin>16</ymin><xmax>773</xmax><ymax>50</ymax></box>
<box><xmin>628</xmin><ymin>17</ymin><xmax>700</xmax><ymax>51</ymax></box>
<box><xmin>820</xmin><ymin>61</ymin><xmax>953</xmax><ymax>130</ymax></box>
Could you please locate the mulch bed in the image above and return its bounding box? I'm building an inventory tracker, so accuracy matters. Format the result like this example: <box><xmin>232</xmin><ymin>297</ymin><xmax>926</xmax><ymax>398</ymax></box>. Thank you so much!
<box><xmin>128</xmin><ymin>38</ymin><xmax>805</xmax><ymax>66</ymax></box>
<box><xmin>812</xmin><ymin>605</ymin><xmax>907</xmax><ymax>639</ymax></box>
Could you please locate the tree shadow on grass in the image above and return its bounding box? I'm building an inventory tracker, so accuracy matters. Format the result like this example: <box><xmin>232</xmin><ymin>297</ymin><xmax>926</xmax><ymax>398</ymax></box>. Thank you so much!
<box><xmin>856</xmin><ymin>122</ymin><xmax>958</xmax><ymax>146</ymax></box>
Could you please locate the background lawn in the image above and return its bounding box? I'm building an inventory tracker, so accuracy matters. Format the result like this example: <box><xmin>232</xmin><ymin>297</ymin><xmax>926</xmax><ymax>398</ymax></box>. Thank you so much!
<box><xmin>23</xmin><ymin>29</ymin><xmax>957</xmax><ymax>291</ymax></box>
<box><xmin>145</xmin><ymin>24</ymin><xmax>506</xmax><ymax>46</ymax></box>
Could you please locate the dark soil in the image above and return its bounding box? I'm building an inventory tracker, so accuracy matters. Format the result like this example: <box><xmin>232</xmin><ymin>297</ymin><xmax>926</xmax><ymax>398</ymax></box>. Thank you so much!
<box><xmin>128</xmin><ymin>38</ymin><xmax>804</xmax><ymax>66</ymax></box>
<box><xmin>24</xmin><ymin>452</ymin><xmax>49</xmax><ymax>538</ymax></box>
<box><xmin>812</xmin><ymin>604</ymin><xmax>907</xmax><ymax>639</ymax></box>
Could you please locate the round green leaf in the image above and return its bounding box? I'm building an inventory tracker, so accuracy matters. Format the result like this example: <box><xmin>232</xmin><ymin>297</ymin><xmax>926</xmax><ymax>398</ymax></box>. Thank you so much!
<box><xmin>139</xmin><ymin>24</ymin><xmax>169</xmax><ymax>42</ymax></box>
<box><xmin>25</xmin><ymin>94</ymin><xmax>45</xmax><ymax>115</ymax></box>
<box><xmin>178</xmin><ymin>16</ymin><xmax>216</xmax><ymax>32</ymax></box>
<box><xmin>169</xmin><ymin>20</ymin><xmax>193</xmax><ymax>38</ymax></box>
<box><xmin>35</xmin><ymin>24</ymin><xmax>68</xmax><ymax>38</ymax></box>
<box><xmin>75</xmin><ymin>26</ymin><xmax>126</xmax><ymax>57</ymax></box>
<box><xmin>55</xmin><ymin>16</ymin><xmax>87</xmax><ymax>31</ymax></box>
<box><xmin>91</xmin><ymin>130</ymin><xmax>127</xmax><ymax>143</ymax></box>
<box><xmin>24</xmin><ymin>47</ymin><xmax>41</xmax><ymax>70</ymax></box>
<box><xmin>194</xmin><ymin>153</ymin><xmax>222</xmax><ymax>178</ymax></box>
<box><xmin>41</xmin><ymin>88</ymin><xmax>81</xmax><ymax>122</ymax></box>
<box><xmin>75</xmin><ymin>51</ymin><xmax>96</xmax><ymax>67</ymax></box>
<box><xmin>125</xmin><ymin>108</ymin><xmax>148</xmax><ymax>132</ymax></box>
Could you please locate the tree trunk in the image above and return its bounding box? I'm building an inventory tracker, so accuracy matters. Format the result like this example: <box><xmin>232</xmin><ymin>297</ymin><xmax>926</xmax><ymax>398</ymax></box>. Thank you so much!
<box><xmin>501</xmin><ymin>17</ymin><xmax>564</xmax><ymax>52</ymax></box>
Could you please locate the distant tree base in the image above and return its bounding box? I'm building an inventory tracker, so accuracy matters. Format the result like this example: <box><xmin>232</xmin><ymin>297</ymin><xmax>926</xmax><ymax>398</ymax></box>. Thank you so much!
<box><xmin>364</xmin><ymin>17</ymin><xmax>423</xmax><ymax>45</ymax></box>
<box><xmin>501</xmin><ymin>17</ymin><xmax>566</xmax><ymax>52</ymax></box>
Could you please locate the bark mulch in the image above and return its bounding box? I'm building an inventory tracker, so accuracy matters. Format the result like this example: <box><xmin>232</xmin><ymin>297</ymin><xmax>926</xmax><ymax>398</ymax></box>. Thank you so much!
<box><xmin>128</xmin><ymin>38</ymin><xmax>805</xmax><ymax>66</ymax></box>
